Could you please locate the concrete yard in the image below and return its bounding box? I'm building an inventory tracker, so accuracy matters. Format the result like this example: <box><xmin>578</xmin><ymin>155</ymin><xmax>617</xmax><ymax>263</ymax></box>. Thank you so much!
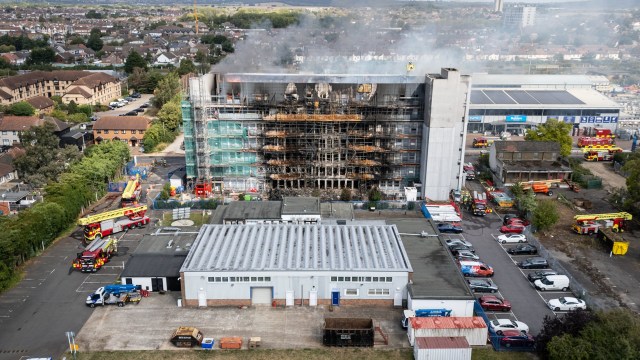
<box><xmin>76</xmin><ymin>292</ymin><xmax>409</xmax><ymax>351</ymax></box>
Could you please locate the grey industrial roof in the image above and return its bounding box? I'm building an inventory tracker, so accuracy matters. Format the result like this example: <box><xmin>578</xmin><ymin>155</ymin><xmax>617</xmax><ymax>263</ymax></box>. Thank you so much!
<box><xmin>320</xmin><ymin>202</ymin><xmax>354</xmax><ymax>220</ymax></box>
<box><xmin>281</xmin><ymin>197</ymin><xmax>320</xmax><ymax>215</ymax></box>
<box><xmin>471</xmin><ymin>74</ymin><xmax>593</xmax><ymax>88</ymax></box>
<box><xmin>471</xmin><ymin>90</ymin><xmax>584</xmax><ymax>105</ymax></box>
<box><xmin>387</xmin><ymin>218</ymin><xmax>474</xmax><ymax>300</ymax></box>
<box><xmin>181</xmin><ymin>224</ymin><xmax>413</xmax><ymax>273</ymax></box>
<box><xmin>132</xmin><ymin>229</ymin><xmax>199</xmax><ymax>255</ymax></box>
<box><xmin>0</xmin><ymin>190</ymin><xmax>30</xmax><ymax>202</ymax></box>
<box><xmin>223</xmin><ymin>73</ymin><xmax>425</xmax><ymax>84</ymax></box>
<box><xmin>211</xmin><ymin>201</ymin><xmax>282</xmax><ymax>223</ymax></box>
<box><xmin>121</xmin><ymin>254</ymin><xmax>187</xmax><ymax>278</ymax></box>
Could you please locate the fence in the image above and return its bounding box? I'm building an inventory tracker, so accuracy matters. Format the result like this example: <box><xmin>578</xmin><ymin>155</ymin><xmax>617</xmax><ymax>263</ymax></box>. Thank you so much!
<box><xmin>107</xmin><ymin>182</ymin><xmax>128</xmax><ymax>193</ymax></box>
<box><xmin>152</xmin><ymin>194</ymin><xmax>219</xmax><ymax>210</ymax></box>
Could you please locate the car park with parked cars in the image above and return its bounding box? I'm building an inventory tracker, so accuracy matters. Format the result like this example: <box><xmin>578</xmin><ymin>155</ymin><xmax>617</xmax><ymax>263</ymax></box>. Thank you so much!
<box><xmin>490</xmin><ymin>319</ymin><xmax>530</xmax><ymax>334</ymax></box>
<box><xmin>497</xmin><ymin>234</ymin><xmax>527</xmax><ymax>244</ymax></box>
<box><xmin>547</xmin><ymin>297</ymin><xmax>586</xmax><ymax>311</ymax></box>
<box><xmin>507</xmin><ymin>244</ymin><xmax>538</xmax><ymax>255</ymax></box>
<box><xmin>467</xmin><ymin>279</ymin><xmax>498</xmax><ymax>293</ymax></box>
<box><xmin>438</xmin><ymin>223</ymin><xmax>463</xmax><ymax>234</ymax></box>
<box><xmin>498</xmin><ymin>330</ymin><xmax>536</xmax><ymax>349</ymax></box>
<box><xmin>518</xmin><ymin>256</ymin><xmax>549</xmax><ymax>269</ymax></box>
<box><xmin>479</xmin><ymin>295</ymin><xmax>511</xmax><ymax>312</ymax></box>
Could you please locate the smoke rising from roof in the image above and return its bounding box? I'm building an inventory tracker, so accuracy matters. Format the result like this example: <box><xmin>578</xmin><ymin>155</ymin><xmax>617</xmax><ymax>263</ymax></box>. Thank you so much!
<box><xmin>213</xmin><ymin>13</ymin><xmax>478</xmax><ymax>75</ymax></box>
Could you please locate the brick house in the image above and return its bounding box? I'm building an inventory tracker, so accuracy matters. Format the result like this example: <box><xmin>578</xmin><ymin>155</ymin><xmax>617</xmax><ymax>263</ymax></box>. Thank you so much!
<box><xmin>93</xmin><ymin>116</ymin><xmax>150</xmax><ymax>147</ymax></box>
<box><xmin>25</xmin><ymin>96</ymin><xmax>55</xmax><ymax>114</ymax></box>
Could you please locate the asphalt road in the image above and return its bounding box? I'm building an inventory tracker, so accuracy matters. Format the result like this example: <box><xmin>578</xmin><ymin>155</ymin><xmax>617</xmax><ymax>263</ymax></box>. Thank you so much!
<box><xmin>462</xmin><ymin>180</ymin><xmax>575</xmax><ymax>335</ymax></box>
<box><xmin>0</xmin><ymin>223</ymin><xmax>147</xmax><ymax>359</ymax></box>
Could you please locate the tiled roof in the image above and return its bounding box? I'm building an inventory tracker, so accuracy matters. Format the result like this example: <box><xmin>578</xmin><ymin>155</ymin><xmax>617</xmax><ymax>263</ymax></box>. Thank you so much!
<box><xmin>0</xmin><ymin>70</ymin><xmax>90</xmax><ymax>90</ymax></box>
<box><xmin>93</xmin><ymin>116</ymin><xmax>150</xmax><ymax>130</ymax></box>
<box><xmin>70</xmin><ymin>72</ymin><xmax>117</xmax><ymax>88</ymax></box>
<box><xmin>0</xmin><ymin>116</ymin><xmax>40</xmax><ymax>131</ymax></box>
<box><xmin>64</xmin><ymin>87</ymin><xmax>92</xmax><ymax>98</ymax></box>
<box><xmin>26</xmin><ymin>96</ymin><xmax>55</xmax><ymax>110</ymax></box>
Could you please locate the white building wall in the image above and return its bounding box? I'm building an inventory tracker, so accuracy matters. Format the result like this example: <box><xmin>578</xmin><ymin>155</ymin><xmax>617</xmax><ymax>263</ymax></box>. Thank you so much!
<box><xmin>421</xmin><ymin>69</ymin><xmax>470</xmax><ymax>200</ymax></box>
<box><xmin>407</xmin><ymin>295</ymin><xmax>476</xmax><ymax>317</ymax></box>
<box><xmin>183</xmin><ymin>271</ymin><xmax>408</xmax><ymax>302</ymax></box>
<box><xmin>120</xmin><ymin>277</ymin><xmax>167</xmax><ymax>292</ymax></box>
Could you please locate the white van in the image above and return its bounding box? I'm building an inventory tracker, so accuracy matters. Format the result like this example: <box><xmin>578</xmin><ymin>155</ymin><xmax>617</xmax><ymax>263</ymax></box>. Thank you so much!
<box><xmin>534</xmin><ymin>275</ymin><xmax>569</xmax><ymax>291</ymax></box>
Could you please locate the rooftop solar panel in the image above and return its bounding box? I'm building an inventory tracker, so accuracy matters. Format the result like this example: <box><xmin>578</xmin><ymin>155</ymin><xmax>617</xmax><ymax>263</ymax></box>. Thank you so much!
<box><xmin>483</xmin><ymin>90</ymin><xmax>516</xmax><ymax>104</ymax></box>
<box><xmin>506</xmin><ymin>90</ymin><xmax>540</xmax><ymax>104</ymax></box>
<box><xmin>470</xmin><ymin>90</ymin><xmax>493</xmax><ymax>104</ymax></box>
<box><xmin>528</xmin><ymin>90</ymin><xmax>584</xmax><ymax>105</ymax></box>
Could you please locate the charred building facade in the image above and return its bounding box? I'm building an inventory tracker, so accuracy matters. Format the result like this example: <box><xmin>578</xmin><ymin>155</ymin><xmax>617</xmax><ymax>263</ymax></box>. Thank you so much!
<box><xmin>182</xmin><ymin>68</ymin><xmax>470</xmax><ymax>201</ymax></box>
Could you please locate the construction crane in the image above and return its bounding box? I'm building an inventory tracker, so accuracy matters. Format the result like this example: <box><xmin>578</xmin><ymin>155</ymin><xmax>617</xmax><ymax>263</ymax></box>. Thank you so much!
<box><xmin>194</xmin><ymin>0</ymin><xmax>199</xmax><ymax>35</ymax></box>
<box><xmin>78</xmin><ymin>205</ymin><xmax>148</xmax><ymax>226</ymax></box>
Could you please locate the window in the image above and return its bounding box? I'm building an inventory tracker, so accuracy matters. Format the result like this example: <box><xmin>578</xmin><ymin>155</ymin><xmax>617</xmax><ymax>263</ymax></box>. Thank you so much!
<box><xmin>114</xmin><ymin>130</ymin><xmax>119</xmax><ymax>134</ymax></box>
<box><xmin>386</xmin><ymin>277</ymin><xmax>392</xmax><ymax>282</ymax></box>
<box><xmin>1</xmin><ymin>131</ymin><xmax>6</xmax><ymax>135</ymax></box>
<box><xmin>104</xmin><ymin>130</ymin><xmax>109</xmax><ymax>134</ymax></box>
<box><xmin>338</xmin><ymin>277</ymin><xmax>344</xmax><ymax>282</ymax></box>
<box><xmin>230</xmin><ymin>277</ymin><xmax>236</xmax><ymax>281</ymax></box>
<box><xmin>215</xmin><ymin>277</ymin><xmax>221</xmax><ymax>282</ymax></box>
<box><xmin>368</xmin><ymin>289</ymin><xmax>390</xmax><ymax>296</ymax></box>
<box><xmin>344</xmin><ymin>277</ymin><xmax>350</xmax><ymax>282</ymax></box>
<box><xmin>365</xmin><ymin>277</ymin><xmax>371</xmax><ymax>282</ymax></box>
<box><xmin>331</xmin><ymin>276</ymin><xmax>337</xmax><ymax>282</ymax></box>
<box><xmin>251</xmin><ymin>277</ymin><xmax>257</xmax><ymax>282</ymax></box>
<box><xmin>265</xmin><ymin>277</ymin><xmax>271</xmax><ymax>281</ymax></box>
<box><xmin>373</xmin><ymin>277</ymin><xmax>379</xmax><ymax>282</ymax></box>
<box><xmin>121</xmin><ymin>130</ymin><xmax>127</xmax><ymax>134</ymax></box>
<box><xmin>243</xmin><ymin>277</ymin><xmax>249</xmax><ymax>282</ymax></box>
<box><xmin>222</xmin><ymin>277</ymin><xmax>228</xmax><ymax>282</ymax></box>
<box><xmin>344</xmin><ymin>289</ymin><xmax>359</xmax><ymax>296</ymax></box>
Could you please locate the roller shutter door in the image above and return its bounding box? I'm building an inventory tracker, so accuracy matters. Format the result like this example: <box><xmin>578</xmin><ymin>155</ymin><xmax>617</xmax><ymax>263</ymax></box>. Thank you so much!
<box><xmin>251</xmin><ymin>287</ymin><xmax>272</xmax><ymax>305</ymax></box>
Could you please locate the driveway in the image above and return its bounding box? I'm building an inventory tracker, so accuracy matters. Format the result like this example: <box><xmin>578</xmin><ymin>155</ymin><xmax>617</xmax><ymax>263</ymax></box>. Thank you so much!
<box><xmin>580</xmin><ymin>161</ymin><xmax>627</xmax><ymax>189</ymax></box>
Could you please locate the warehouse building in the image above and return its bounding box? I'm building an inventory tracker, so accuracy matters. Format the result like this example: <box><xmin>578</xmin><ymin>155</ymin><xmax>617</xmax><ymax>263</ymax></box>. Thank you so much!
<box><xmin>180</xmin><ymin>223</ymin><xmax>413</xmax><ymax>307</ymax></box>
<box><xmin>183</xmin><ymin>68</ymin><xmax>470</xmax><ymax>201</ymax></box>
<box><xmin>469</xmin><ymin>74</ymin><xmax>621</xmax><ymax>135</ymax></box>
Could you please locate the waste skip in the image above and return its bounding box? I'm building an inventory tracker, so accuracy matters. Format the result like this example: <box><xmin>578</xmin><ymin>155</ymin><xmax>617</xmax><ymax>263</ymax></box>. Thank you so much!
<box><xmin>322</xmin><ymin>318</ymin><xmax>374</xmax><ymax>347</ymax></box>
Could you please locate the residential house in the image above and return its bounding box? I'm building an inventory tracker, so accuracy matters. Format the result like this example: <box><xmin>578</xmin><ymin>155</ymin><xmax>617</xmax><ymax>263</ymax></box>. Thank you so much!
<box><xmin>93</xmin><ymin>116</ymin><xmax>150</xmax><ymax>147</ymax></box>
<box><xmin>0</xmin><ymin>70</ymin><xmax>121</xmax><ymax>106</ymax></box>
<box><xmin>154</xmin><ymin>52</ymin><xmax>179</xmax><ymax>66</ymax></box>
<box><xmin>488</xmin><ymin>141</ymin><xmax>572</xmax><ymax>186</ymax></box>
<box><xmin>0</xmin><ymin>190</ymin><xmax>37</xmax><ymax>215</ymax></box>
<box><xmin>0</xmin><ymin>151</ymin><xmax>18</xmax><ymax>185</ymax></box>
<box><xmin>100</xmin><ymin>53</ymin><xmax>124</xmax><ymax>67</ymax></box>
<box><xmin>25</xmin><ymin>96</ymin><xmax>55</xmax><ymax>114</ymax></box>
<box><xmin>0</xmin><ymin>115</ymin><xmax>70</xmax><ymax>146</ymax></box>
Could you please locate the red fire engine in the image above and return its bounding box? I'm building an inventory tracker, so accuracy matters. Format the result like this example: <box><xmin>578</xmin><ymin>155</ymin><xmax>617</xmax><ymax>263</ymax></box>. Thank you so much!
<box><xmin>78</xmin><ymin>205</ymin><xmax>149</xmax><ymax>242</ymax></box>
<box><xmin>577</xmin><ymin>137</ymin><xmax>614</xmax><ymax>148</ymax></box>
<box><xmin>72</xmin><ymin>236</ymin><xmax>117</xmax><ymax>272</ymax></box>
<box><xmin>594</xmin><ymin>129</ymin><xmax>614</xmax><ymax>138</ymax></box>
<box><xmin>121</xmin><ymin>174</ymin><xmax>142</xmax><ymax>207</ymax></box>
<box><xmin>572</xmin><ymin>212</ymin><xmax>633</xmax><ymax>234</ymax></box>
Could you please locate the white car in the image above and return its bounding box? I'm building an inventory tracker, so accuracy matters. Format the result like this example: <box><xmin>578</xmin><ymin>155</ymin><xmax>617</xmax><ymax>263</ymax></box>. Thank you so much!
<box><xmin>497</xmin><ymin>234</ymin><xmax>527</xmax><ymax>244</ymax></box>
<box><xmin>547</xmin><ymin>297</ymin><xmax>587</xmax><ymax>312</ymax></box>
<box><xmin>445</xmin><ymin>238</ymin><xmax>472</xmax><ymax>248</ymax></box>
<box><xmin>490</xmin><ymin>319</ymin><xmax>529</xmax><ymax>334</ymax></box>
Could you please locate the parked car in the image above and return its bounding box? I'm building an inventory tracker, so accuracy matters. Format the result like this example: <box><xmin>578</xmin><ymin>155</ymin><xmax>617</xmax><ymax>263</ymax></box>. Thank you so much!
<box><xmin>519</xmin><ymin>256</ymin><xmax>549</xmax><ymax>269</ymax></box>
<box><xmin>504</xmin><ymin>217</ymin><xmax>530</xmax><ymax>226</ymax></box>
<box><xmin>134</xmin><ymin>108</ymin><xmax>145</xmax><ymax>113</ymax></box>
<box><xmin>140</xmin><ymin>102</ymin><xmax>150</xmax><ymax>108</ymax></box>
<box><xmin>454</xmin><ymin>249</ymin><xmax>480</xmax><ymax>261</ymax></box>
<box><xmin>479</xmin><ymin>295</ymin><xmax>511</xmax><ymax>312</ymax></box>
<box><xmin>445</xmin><ymin>238</ymin><xmax>472</xmax><ymax>248</ymax></box>
<box><xmin>498</xmin><ymin>330</ymin><xmax>536</xmax><ymax>349</ymax></box>
<box><xmin>467</xmin><ymin>279</ymin><xmax>498</xmax><ymax>293</ymax></box>
<box><xmin>503</xmin><ymin>214</ymin><xmax>518</xmax><ymax>224</ymax></box>
<box><xmin>527</xmin><ymin>270</ymin><xmax>557</xmax><ymax>282</ymax></box>
<box><xmin>497</xmin><ymin>234</ymin><xmax>527</xmax><ymax>244</ymax></box>
<box><xmin>507</xmin><ymin>244</ymin><xmax>538</xmax><ymax>255</ymax></box>
<box><xmin>535</xmin><ymin>275</ymin><xmax>570</xmax><ymax>292</ymax></box>
<box><xmin>547</xmin><ymin>297</ymin><xmax>586</xmax><ymax>311</ymax></box>
<box><xmin>125</xmin><ymin>96</ymin><xmax>134</xmax><ymax>102</ymax></box>
<box><xmin>125</xmin><ymin>111</ymin><xmax>138</xmax><ymax>116</ymax></box>
<box><xmin>490</xmin><ymin>319</ymin><xmax>529</xmax><ymax>334</ymax></box>
<box><xmin>131</xmin><ymin>92</ymin><xmax>141</xmax><ymax>98</ymax></box>
<box><xmin>500</xmin><ymin>224</ymin><xmax>526</xmax><ymax>234</ymax></box>
<box><xmin>438</xmin><ymin>223</ymin><xmax>463</xmax><ymax>234</ymax></box>
<box><xmin>449</xmin><ymin>244</ymin><xmax>475</xmax><ymax>254</ymax></box>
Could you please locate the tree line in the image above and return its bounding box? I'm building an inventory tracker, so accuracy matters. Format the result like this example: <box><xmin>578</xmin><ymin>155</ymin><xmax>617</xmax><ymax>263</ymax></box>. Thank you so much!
<box><xmin>0</xmin><ymin>140</ymin><xmax>129</xmax><ymax>292</ymax></box>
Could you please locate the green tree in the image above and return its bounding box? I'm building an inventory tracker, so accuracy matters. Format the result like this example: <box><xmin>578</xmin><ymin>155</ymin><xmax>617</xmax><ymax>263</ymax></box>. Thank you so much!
<box><xmin>124</xmin><ymin>50</ymin><xmax>147</xmax><ymax>74</ymax></box>
<box><xmin>159</xmin><ymin>183</ymin><xmax>172</xmax><ymax>200</ymax></box>
<box><xmin>156</xmin><ymin>95</ymin><xmax>182</xmax><ymax>132</ymax></box>
<box><xmin>621</xmin><ymin>152</ymin><xmax>640</xmax><ymax>212</ymax></box>
<box><xmin>368</xmin><ymin>187</ymin><xmax>382</xmax><ymax>202</ymax></box>
<box><xmin>67</xmin><ymin>113</ymin><xmax>88</xmax><ymax>123</ymax></box>
<box><xmin>8</xmin><ymin>101</ymin><xmax>35</xmax><ymax>116</ymax></box>
<box><xmin>85</xmin><ymin>10</ymin><xmax>104</xmax><ymax>19</ymax></box>
<box><xmin>194</xmin><ymin>49</ymin><xmax>209</xmax><ymax>74</ymax></box>
<box><xmin>340</xmin><ymin>188</ymin><xmax>352</xmax><ymax>201</ymax></box>
<box><xmin>152</xmin><ymin>72</ymin><xmax>180</xmax><ymax>108</ymax></box>
<box><xmin>177</xmin><ymin>58</ymin><xmax>196</xmax><ymax>76</ymax></box>
<box><xmin>66</xmin><ymin>100</ymin><xmax>78</xmax><ymax>114</ymax></box>
<box><xmin>547</xmin><ymin>334</ymin><xmax>592</xmax><ymax>360</ymax></box>
<box><xmin>516</xmin><ymin>188</ymin><xmax>537</xmax><ymax>216</ymax></box>
<box><xmin>532</xmin><ymin>199</ymin><xmax>559</xmax><ymax>232</ymax></box>
<box><xmin>69</xmin><ymin>36</ymin><xmax>85</xmax><ymax>45</ymax></box>
<box><xmin>86</xmin><ymin>30</ymin><xmax>103</xmax><ymax>52</ymax></box>
<box><xmin>537</xmin><ymin>309</ymin><xmax>596</xmax><ymax>359</ymax></box>
<box><xmin>524</xmin><ymin>119</ymin><xmax>573</xmax><ymax>157</ymax></box>
<box><xmin>26</xmin><ymin>47</ymin><xmax>55</xmax><ymax>65</ymax></box>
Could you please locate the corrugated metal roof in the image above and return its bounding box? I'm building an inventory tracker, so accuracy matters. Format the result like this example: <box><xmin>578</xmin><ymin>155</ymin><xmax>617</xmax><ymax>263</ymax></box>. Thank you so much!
<box><xmin>409</xmin><ymin>317</ymin><xmax>487</xmax><ymax>330</ymax></box>
<box><xmin>180</xmin><ymin>224</ymin><xmax>413</xmax><ymax>272</ymax></box>
<box><xmin>415</xmin><ymin>336</ymin><xmax>469</xmax><ymax>349</ymax></box>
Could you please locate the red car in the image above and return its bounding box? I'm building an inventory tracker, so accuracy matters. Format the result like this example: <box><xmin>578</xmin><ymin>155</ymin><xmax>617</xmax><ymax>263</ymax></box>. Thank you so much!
<box><xmin>500</xmin><ymin>224</ymin><xmax>525</xmax><ymax>234</ymax></box>
<box><xmin>505</xmin><ymin>218</ymin><xmax>530</xmax><ymax>227</ymax></box>
<box><xmin>479</xmin><ymin>295</ymin><xmax>511</xmax><ymax>312</ymax></box>
<box><xmin>498</xmin><ymin>330</ymin><xmax>536</xmax><ymax>349</ymax></box>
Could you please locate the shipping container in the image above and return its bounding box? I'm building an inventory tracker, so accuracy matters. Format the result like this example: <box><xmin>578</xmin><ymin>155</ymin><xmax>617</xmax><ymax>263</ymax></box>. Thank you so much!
<box><xmin>408</xmin><ymin>317</ymin><xmax>487</xmax><ymax>346</ymax></box>
<box><xmin>322</xmin><ymin>318</ymin><xmax>374</xmax><ymax>347</ymax></box>
<box><xmin>220</xmin><ymin>337</ymin><xmax>243</xmax><ymax>349</ymax></box>
<box><xmin>414</xmin><ymin>337</ymin><xmax>472</xmax><ymax>360</ymax></box>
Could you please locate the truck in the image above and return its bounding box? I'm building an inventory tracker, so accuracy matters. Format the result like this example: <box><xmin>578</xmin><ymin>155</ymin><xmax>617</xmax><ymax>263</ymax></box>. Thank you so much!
<box><xmin>78</xmin><ymin>205</ymin><xmax>150</xmax><ymax>242</ymax></box>
<box><xmin>86</xmin><ymin>285</ymin><xmax>142</xmax><ymax>308</ymax></box>
<box><xmin>595</xmin><ymin>128</ymin><xmax>614</xmax><ymax>138</ymax></box>
<box><xmin>72</xmin><ymin>237</ymin><xmax>118</xmax><ymax>272</ymax></box>
<box><xmin>584</xmin><ymin>150</ymin><xmax>613</xmax><ymax>162</ymax></box>
<box><xmin>472</xmin><ymin>191</ymin><xmax>487</xmax><ymax>216</ymax></box>
<box><xmin>401</xmin><ymin>308</ymin><xmax>452</xmax><ymax>328</ymax></box>
<box><xmin>577</xmin><ymin>136</ymin><xmax>614</xmax><ymax>148</ymax></box>
<box><xmin>472</xmin><ymin>137</ymin><xmax>489</xmax><ymax>148</ymax></box>
<box><xmin>459</xmin><ymin>260</ymin><xmax>494</xmax><ymax>277</ymax></box>
<box><xmin>463</xmin><ymin>163</ymin><xmax>476</xmax><ymax>180</ymax></box>
<box><xmin>573</xmin><ymin>212</ymin><xmax>632</xmax><ymax>234</ymax></box>
<box><xmin>121</xmin><ymin>174</ymin><xmax>142</xmax><ymax>207</ymax></box>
